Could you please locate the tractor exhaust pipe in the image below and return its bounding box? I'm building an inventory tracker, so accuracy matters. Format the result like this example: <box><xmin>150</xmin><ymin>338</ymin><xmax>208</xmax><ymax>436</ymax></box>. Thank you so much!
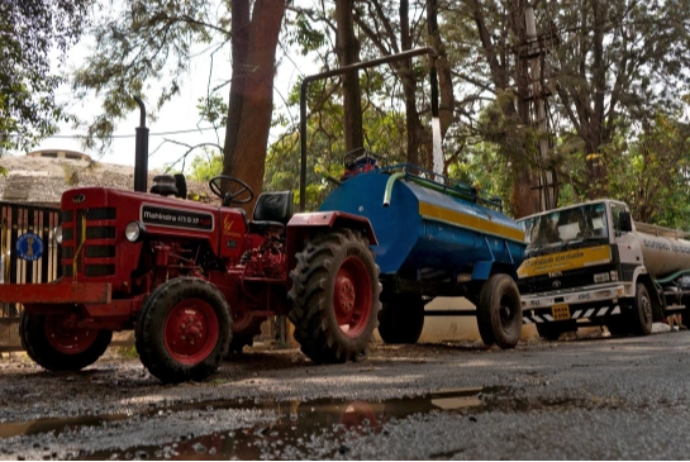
<box><xmin>133</xmin><ymin>96</ymin><xmax>149</xmax><ymax>193</ymax></box>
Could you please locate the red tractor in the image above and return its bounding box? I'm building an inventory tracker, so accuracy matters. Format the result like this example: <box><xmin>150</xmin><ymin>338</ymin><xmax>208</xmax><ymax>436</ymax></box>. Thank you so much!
<box><xmin>0</xmin><ymin>174</ymin><xmax>381</xmax><ymax>383</ymax></box>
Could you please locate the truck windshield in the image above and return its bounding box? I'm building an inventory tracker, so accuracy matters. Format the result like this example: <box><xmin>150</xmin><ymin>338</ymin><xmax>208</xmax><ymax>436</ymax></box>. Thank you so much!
<box><xmin>520</xmin><ymin>203</ymin><xmax>609</xmax><ymax>254</ymax></box>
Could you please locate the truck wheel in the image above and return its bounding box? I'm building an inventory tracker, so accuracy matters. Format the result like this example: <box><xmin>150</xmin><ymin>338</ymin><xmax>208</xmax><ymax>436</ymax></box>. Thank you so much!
<box><xmin>378</xmin><ymin>295</ymin><xmax>425</xmax><ymax>344</ymax></box>
<box><xmin>288</xmin><ymin>229</ymin><xmax>381</xmax><ymax>363</ymax></box>
<box><xmin>629</xmin><ymin>283</ymin><xmax>653</xmax><ymax>336</ymax></box>
<box><xmin>476</xmin><ymin>274</ymin><xmax>522</xmax><ymax>349</ymax></box>
<box><xmin>19</xmin><ymin>310</ymin><xmax>112</xmax><ymax>371</ymax></box>
<box><xmin>136</xmin><ymin>278</ymin><xmax>231</xmax><ymax>383</ymax></box>
<box><xmin>536</xmin><ymin>321</ymin><xmax>577</xmax><ymax>341</ymax></box>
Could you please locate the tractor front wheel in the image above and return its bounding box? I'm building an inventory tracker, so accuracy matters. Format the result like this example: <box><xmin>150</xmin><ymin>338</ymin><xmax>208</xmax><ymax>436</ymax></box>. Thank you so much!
<box><xmin>378</xmin><ymin>295</ymin><xmax>425</xmax><ymax>344</ymax></box>
<box><xmin>19</xmin><ymin>310</ymin><xmax>112</xmax><ymax>371</ymax></box>
<box><xmin>476</xmin><ymin>274</ymin><xmax>522</xmax><ymax>349</ymax></box>
<box><xmin>288</xmin><ymin>229</ymin><xmax>381</xmax><ymax>363</ymax></box>
<box><xmin>136</xmin><ymin>278</ymin><xmax>231</xmax><ymax>383</ymax></box>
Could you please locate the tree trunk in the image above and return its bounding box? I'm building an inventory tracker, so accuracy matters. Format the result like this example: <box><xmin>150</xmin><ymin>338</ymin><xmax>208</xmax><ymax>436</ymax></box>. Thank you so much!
<box><xmin>400</xmin><ymin>0</ymin><xmax>426</xmax><ymax>168</ymax></box>
<box><xmin>585</xmin><ymin>0</ymin><xmax>608</xmax><ymax>199</ymax></box>
<box><xmin>222</xmin><ymin>0</ymin><xmax>285</xmax><ymax>213</ymax></box>
<box><xmin>472</xmin><ymin>0</ymin><xmax>536</xmax><ymax>218</ymax></box>
<box><xmin>223</xmin><ymin>0</ymin><xmax>250</xmax><ymax>176</ymax></box>
<box><xmin>335</xmin><ymin>0</ymin><xmax>363</xmax><ymax>153</ymax></box>
<box><xmin>427</xmin><ymin>0</ymin><xmax>454</xmax><ymax>141</ymax></box>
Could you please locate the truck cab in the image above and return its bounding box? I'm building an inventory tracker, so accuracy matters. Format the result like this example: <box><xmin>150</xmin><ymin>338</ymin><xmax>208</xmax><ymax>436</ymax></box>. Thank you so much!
<box><xmin>517</xmin><ymin>199</ymin><xmax>688</xmax><ymax>339</ymax></box>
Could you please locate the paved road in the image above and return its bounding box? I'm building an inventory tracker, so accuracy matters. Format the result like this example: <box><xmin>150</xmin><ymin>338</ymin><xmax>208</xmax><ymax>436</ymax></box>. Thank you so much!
<box><xmin>1</xmin><ymin>330</ymin><xmax>690</xmax><ymax>459</ymax></box>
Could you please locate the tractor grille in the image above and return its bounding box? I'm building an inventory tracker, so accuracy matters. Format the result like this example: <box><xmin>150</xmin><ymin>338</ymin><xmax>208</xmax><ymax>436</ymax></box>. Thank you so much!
<box><xmin>60</xmin><ymin>207</ymin><xmax>117</xmax><ymax>279</ymax></box>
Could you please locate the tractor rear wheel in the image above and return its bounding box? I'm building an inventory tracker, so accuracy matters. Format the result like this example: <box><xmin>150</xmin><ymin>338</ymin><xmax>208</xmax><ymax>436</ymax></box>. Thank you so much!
<box><xmin>136</xmin><ymin>277</ymin><xmax>231</xmax><ymax>383</ymax></box>
<box><xmin>378</xmin><ymin>295</ymin><xmax>425</xmax><ymax>344</ymax></box>
<box><xmin>476</xmin><ymin>274</ymin><xmax>522</xmax><ymax>349</ymax></box>
<box><xmin>19</xmin><ymin>310</ymin><xmax>112</xmax><ymax>371</ymax></box>
<box><xmin>288</xmin><ymin>229</ymin><xmax>381</xmax><ymax>363</ymax></box>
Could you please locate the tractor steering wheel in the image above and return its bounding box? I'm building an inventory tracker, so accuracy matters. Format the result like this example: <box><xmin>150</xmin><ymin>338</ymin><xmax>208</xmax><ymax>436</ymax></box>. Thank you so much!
<box><xmin>209</xmin><ymin>175</ymin><xmax>255</xmax><ymax>205</ymax></box>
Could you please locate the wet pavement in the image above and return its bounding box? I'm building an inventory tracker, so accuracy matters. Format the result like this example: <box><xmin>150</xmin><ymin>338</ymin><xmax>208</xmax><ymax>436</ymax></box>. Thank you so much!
<box><xmin>2</xmin><ymin>331</ymin><xmax>690</xmax><ymax>459</ymax></box>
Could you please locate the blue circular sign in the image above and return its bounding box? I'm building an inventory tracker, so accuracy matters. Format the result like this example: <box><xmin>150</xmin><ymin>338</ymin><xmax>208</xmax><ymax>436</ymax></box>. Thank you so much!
<box><xmin>16</xmin><ymin>232</ymin><xmax>44</xmax><ymax>261</ymax></box>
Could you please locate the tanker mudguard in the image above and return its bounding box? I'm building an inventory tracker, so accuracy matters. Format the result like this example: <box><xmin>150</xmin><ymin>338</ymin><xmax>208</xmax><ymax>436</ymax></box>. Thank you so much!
<box><xmin>286</xmin><ymin>211</ymin><xmax>378</xmax><ymax>245</ymax></box>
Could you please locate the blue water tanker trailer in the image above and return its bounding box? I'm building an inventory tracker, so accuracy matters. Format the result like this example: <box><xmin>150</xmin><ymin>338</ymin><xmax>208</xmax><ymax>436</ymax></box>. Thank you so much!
<box><xmin>322</xmin><ymin>160</ymin><xmax>526</xmax><ymax>348</ymax></box>
<box><xmin>290</xmin><ymin>48</ymin><xmax>527</xmax><ymax>357</ymax></box>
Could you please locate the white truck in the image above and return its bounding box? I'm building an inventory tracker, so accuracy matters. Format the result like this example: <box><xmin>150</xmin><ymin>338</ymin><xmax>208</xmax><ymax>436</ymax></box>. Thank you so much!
<box><xmin>517</xmin><ymin>199</ymin><xmax>690</xmax><ymax>339</ymax></box>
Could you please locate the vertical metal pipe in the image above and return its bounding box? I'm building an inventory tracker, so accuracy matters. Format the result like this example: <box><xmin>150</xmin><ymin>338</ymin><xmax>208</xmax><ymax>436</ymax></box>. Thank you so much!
<box><xmin>430</xmin><ymin>66</ymin><xmax>439</xmax><ymax>118</ymax></box>
<box><xmin>133</xmin><ymin>96</ymin><xmax>149</xmax><ymax>193</ymax></box>
<box><xmin>299</xmin><ymin>84</ymin><xmax>308</xmax><ymax>212</ymax></box>
<box><xmin>298</xmin><ymin>48</ymin><xmax>437</xmax><ymax>213</ymax></box>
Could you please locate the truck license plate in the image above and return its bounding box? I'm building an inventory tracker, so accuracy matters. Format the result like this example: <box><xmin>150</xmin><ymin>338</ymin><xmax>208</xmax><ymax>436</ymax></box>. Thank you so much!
<box><xmin>551</xmin><ymin>304</ymin><xmax>571</xmax><ymax>321</ymax></box>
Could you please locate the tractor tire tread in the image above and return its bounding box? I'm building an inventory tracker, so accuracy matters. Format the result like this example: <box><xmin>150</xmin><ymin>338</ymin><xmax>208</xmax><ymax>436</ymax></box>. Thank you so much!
<box><xmin>288</xmin><ymin>229</ymin><xmax>380</xmax><ymax>364</ymax></box>
<box><xmin>19</xmin><ymin>310</ymin><xmax>112</xmax><ymax>371</ymax></box>
<box><xmin>135</xmin><ymin>277</ymin><xmax>231</xmax><ymax>383</ymax></box>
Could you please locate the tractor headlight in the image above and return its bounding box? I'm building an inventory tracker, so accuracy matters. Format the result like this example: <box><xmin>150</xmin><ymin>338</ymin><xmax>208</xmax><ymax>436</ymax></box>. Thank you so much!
<box><xmin>54</xmin><ymin>225</ymin><xmax>63</xmax><ymax>245</ymax></box>
<box><xmin>125</xmin><ymin>221</ymin><xmax>145</xmax><ymax>243</ymax></box>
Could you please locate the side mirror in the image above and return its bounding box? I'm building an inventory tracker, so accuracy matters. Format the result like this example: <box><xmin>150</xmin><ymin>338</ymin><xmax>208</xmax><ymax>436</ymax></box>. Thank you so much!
<box><xmin>619</xmin><ymin>211</ymin><xmax>633</xmax><ymax>233</ymax></box>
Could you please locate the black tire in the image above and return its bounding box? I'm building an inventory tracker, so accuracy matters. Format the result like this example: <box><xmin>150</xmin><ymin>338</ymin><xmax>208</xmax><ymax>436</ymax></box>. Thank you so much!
<box><xmin>288</xmin><ymin>229</ymin><xmax>381</xmax><ymax>363</ymax></box>
<box><xmin>228</xmin><ymin>317</ymin><xmax>264</xmax><ymax>355</ymax></box>
<box><xmin>536</xmin><ymin>321</ymin><xmax>577</xmax><ymax>341</ymax></box>
<box><xmin>19</xmin><ymin>310</ymin><xmax>112</xmax><ymax>371</ymax></box>
<box><xmin>135</xmin><ymin>278</ymin><xmax>231</xmax><ymax>383</ymax></box>
<box><xmin>629</xmin><ymin>283</ymin><xmax>653</xmax><ymax>336</ymax></box>
<box><xmin>476</xmin><ymin>274</ymin><xmax>522</xmax><ymax>348</ymax></box>
<box><xmin>378</xmin><ymin>295</ymin><xmax>425</xmax><ymax>344</ymax></box>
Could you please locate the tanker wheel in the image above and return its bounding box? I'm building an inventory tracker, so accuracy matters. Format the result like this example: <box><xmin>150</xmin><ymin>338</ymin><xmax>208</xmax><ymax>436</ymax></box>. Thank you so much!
<box><xmin>377</xmin><ymin>295</ymin><xmax>425</xmax><ymax>344</ymax></box>
<box><xmin>228</xmin><ymin>311</ymin><xmax>264</xmax><ymax>356</ymax></box>
<box><xmin>476</xmin><ymin>274</ymin><xmax>522</xmax><ymax>349</ymax></box>
<box><xmin>288</xmin><ymin>229</ymin><xmax>381</xmax><ymax>363</ymax></box>
<box><xmin>136</xmin><ymin>278</ymin><xmax>231</xmax><ymax>383</ymax></box>
<box><xmin>19</xmin><ymin>310</ymin><xmax>112</xmax><ymax>371</ymax></box>
<box><xmin>536</xmin><ymin>321</ymin><xmax>577</xmax><ymax>341</ymax></box>
<box><xmin>629</xmin><ymin>283</ymin><xmax>653</xmax><ymax>336</ymax></box>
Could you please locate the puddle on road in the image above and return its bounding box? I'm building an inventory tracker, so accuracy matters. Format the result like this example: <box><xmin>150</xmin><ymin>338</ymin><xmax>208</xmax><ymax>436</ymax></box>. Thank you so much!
<box><xmin>0</xmin><ymin>413</ymin><xmax>130</xmax><ymax>440</ymax></box>
<box><xmin>0</xmin><ymin>387</ymin><xmax>485</xmax><ymax>459</ymax></box>
<box><xmin>89</xmin><ymin>387</ymin><xmax>484</xmax><ymax>460</ymax></box>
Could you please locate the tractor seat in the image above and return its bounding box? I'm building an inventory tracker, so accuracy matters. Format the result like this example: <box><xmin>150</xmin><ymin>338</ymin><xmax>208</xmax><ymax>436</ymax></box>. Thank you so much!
<box><xmin>248</xmin><ymin>191</ymin><xmax>294</xmax><ymax>237</ymax></box>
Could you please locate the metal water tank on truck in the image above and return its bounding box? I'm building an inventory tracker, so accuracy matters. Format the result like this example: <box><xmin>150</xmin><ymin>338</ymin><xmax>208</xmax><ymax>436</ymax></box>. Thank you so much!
<box><xmin>517</xmin><ymin>199</ymin><xmax>690</xmax><ymax>340</ymax></box>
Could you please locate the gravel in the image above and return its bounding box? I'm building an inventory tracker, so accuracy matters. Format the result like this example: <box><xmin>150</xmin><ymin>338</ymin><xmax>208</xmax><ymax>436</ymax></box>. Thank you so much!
<box><xmin>2</xmin><ymin>331</ymin><xmax>690</xmax><ymax>459</ymax></box>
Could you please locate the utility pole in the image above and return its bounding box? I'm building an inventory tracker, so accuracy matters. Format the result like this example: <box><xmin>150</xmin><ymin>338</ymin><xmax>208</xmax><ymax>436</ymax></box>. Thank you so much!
<box><xmin>522</xmin><ymin>4</ymin><xmax>557</xmax><ymax>212</ymax></box>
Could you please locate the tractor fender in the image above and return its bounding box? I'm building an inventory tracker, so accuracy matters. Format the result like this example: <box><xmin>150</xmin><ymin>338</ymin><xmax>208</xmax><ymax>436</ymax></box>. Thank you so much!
<box><xmin>285</xmin><ymin>211</ymin><xmax>378</xmax><ymax>274</ymax></box>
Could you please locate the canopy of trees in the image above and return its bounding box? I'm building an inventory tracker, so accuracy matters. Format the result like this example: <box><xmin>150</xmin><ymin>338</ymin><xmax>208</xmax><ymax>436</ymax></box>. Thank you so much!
<box><xmin>10</xmin><ymin>0</ymin><xmax>690</xmax><ymax>227</ymax></box>
<box><xmin>0</xmin><ymin>0</ymin><xmax>93</xmax><ymax>152</ymax></box>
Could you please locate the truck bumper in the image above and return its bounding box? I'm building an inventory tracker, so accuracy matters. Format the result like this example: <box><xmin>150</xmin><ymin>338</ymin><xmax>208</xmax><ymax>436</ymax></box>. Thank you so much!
<box><xmin>520</xmin><ymin>283</ymin><xmax>629</xmax><ymax>324</ymax></box>
<box><xmin>0</xmin><ymin>282</ymin><xmax>112</xmax><ymax>305</ymax></box>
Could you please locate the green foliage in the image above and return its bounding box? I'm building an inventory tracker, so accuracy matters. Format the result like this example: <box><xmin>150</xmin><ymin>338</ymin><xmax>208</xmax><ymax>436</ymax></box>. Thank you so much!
<box><xmin>188</xmin><ymin>150</ymin><xmax>223</xmax><ymax>182</ymax></box>
<box><xmin>607</xmin><ymin>112</ymin><xmax>690</xmax><ymax>228</ymax></box>
<box><xmin>0</xmin><ymin>0</ymin><xmax>92</xmax><ymax>151</ymax></box>
<box><xmin>286</xmin><ymin>12</ymin><xmax>326</xmax><ymax>55</ymax></box>
<box><xmin>72</xmin><ymin>0</ymin><xmax>224</xmax><ymax>150</ymax></box>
